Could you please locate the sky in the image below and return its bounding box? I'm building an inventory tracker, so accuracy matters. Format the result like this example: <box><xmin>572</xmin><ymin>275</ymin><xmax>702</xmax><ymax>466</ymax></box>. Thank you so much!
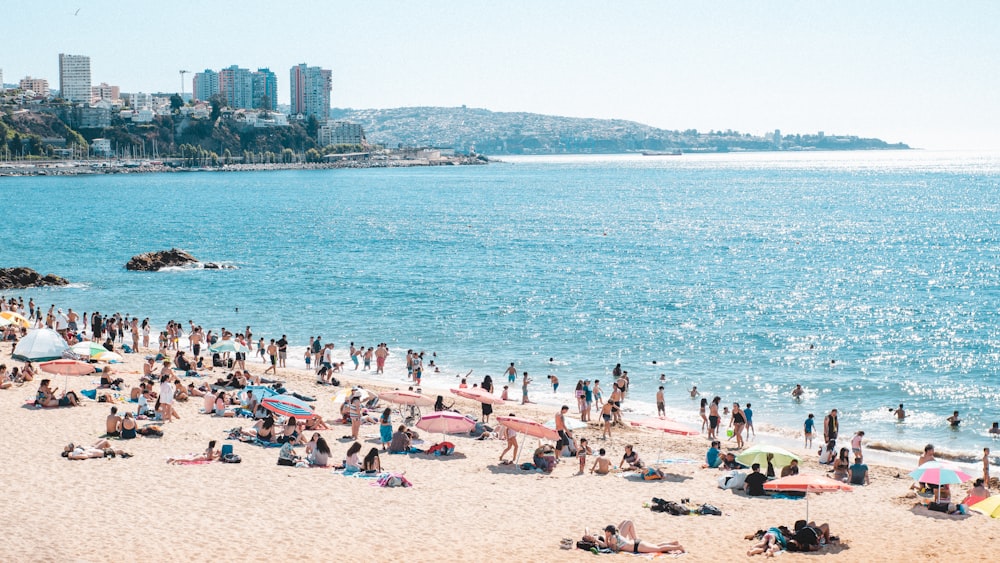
<box><xmin>4</xmin><ymin>0</ymin><xmax>999</xmax><ymax>149</ymax></box>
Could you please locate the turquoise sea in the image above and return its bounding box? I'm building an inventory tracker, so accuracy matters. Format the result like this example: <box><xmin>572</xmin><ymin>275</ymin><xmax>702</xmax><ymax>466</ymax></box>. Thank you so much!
<box><xmin>4</xmin><ymin>150</ymin><xmax>1000</xmax><ymax>459</ymax></box>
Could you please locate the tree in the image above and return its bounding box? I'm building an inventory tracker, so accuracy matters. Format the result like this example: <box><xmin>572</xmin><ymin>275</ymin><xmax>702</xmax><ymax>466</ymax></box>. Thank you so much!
<box><xmin>209</xmin><ymin>94</ymin><xmax>226</xmax><ymax>121</ymax></box>
<box><xmin>305</xmin><ymin>115</ymin><xmax>319</xmax><ymax>139</ymax></box>
<box><xmin>281</xmin><ymin>148</ymin><xmax>295</xmax><ymax>163</ymax></box>
<box><xmin>170</xmin><ymin>94</ymin><xmax>184</xmax><ymax>113</ymax></box>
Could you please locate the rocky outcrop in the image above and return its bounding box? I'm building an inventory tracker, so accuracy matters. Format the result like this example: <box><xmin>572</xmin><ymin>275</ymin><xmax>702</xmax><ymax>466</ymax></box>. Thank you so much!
<box><xmin>0</xmin><ymin>268</ymin><xmax>69</xmax><ymax>289</ymax></box>
<box><xmin>125</xmin><ymin>249</ymin><xmax>198</xmax><ymax>271</ymax></box>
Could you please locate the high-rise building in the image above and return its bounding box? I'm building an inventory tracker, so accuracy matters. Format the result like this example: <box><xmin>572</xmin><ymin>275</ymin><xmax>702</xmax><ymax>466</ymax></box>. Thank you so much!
<box><xmin>58</xmin><ymin>53</ymin><xmax>92</xmax><ymax>104</ymax></box>
<box><xmin>252</xmin><ymin>68</ymin><xmax>278</xmax><ymax>111</ymax></box>
<box><xmin>19</xmin><ymin>76</ymin><xmax>50</xmax><ymax>97</ymax></box>
<box><xmin>192</xmin><ymin>69</ymin><xmax>220</xmax><ymax>102</ymax></box>
<box><xmin>91</xmin><ymin>82</ymin><xmax>120</xmax><ymax>103</ymax></box>
<box><xmin>289</xmin><ymin>63</ymin><xmax>332</xmax><ymax>120</ymax></box>
<box><xmin>0</xmin><ymin>69</ymin><xmax>4</xmax><ymax>92</ymax></box>
<box><xmin>219</xmin><ymin>65</ymin><xmax>253</xmax><ymax>109</ymax></box>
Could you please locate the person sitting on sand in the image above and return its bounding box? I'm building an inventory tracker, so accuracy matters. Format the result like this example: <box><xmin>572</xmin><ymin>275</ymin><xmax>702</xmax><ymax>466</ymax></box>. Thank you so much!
<box><xmin>781</xmin><ymin>459</ymin><xmax>800</xmax><ymax>477</ymax></box>
<box><xmin>833</xmin><ymin>448</ymin><xmax>851</xmax><ymax>481</ymax></box>
<box><xmin>35</xmin><ymin>379</ymin><xmax>59</xmax><ymax>407</ymax></box>
<box><xmin>720</xmin><ymin>452</ymin><xmax>741</xmax><ymax>470</ymax></box>
<box><xmin>849</xmin><ymin>456</ymin><xmax>869</xmax><ymax>485</ymax></box>
<box><xmin>62</xmin><ymin>439</ymin><xmax>132</xmax><ymax>460</ymax></box>
<box><xmin>362</xmin><ymin>448</ymin><xmax>382</xmax><ymax>473</ymax></box>
<box><xmin>433</xmin><ymin>395</ymin><xmax>454</xmax><ymax>412</ymax></box>
<box><xmin>703</xmin><ymin>440</ymin><xmax>722</xmax><ymax>469</ymax></box>
<box><xmin>250</xmin><ymin>414</ymin><xmax>277</xmax><ymax>442</ymax></box>
<box><xmin>214</xmin><ymin>392</ymin><xmax>234</xmax><ymax>417</ymax></box>
<box><xmin>586</xmin><ymin>520</ymin><xmax>685</xmax><ymax>555</ymax></box>
<box><xmin>305</xmin><ymin>435</ymin><xmax>331</xmax><ymax>467</ymax></box>
<box><xmin>277</xmin><ymin>417</ymin><xmax>300</xmax><ymax>444</ymax></box>
<box><xmin>744</xmin><ymin>463</ymin><xmax>768</xmax><ymax>496</ymax></box>
<box><xmin>591</xmin><ymin>448</ymin><xmax>612</xmax><ymax>475</ymax></box>
<box><xmin>167</xmin><ymin>441</ymin><xmax>219</xmax><ymax>464</ymax></box>
<box><xmin>337</xmin><ymin>442</ymin><xmax>363</xmax><ymax>472</ymax></box>
<box><xmin>533</xmin><ymin>444</ymin><xmax>557</xmax><ymax>472</ymax></box>
<box><xmin>277</xmin><ymin>440</ymin><xmax>302</xmax><ymax>467</ymax></box>
<box><xmin>746</xmin><ymin>526</ymin><xmax>790</xmax><ymax>557</ymax></box>
<box><xmin>818</xmin><ymin>439</ymin><xmax>837</xmax><ymax>465</ymax></box>
<box><xmin>961</xmin><ymin>478</ymin><xmax>991</xmax><ymax>506</ymax></box>
<box><xmin>620</xmin><ymin>445</ymin><xmax>644</xmax><ymax>471</ymax></box>
<box><xmin>389</xmin><ymin>425</ymin><xmax>414</xmax><ymax>454</ymax></box>
<box><xmin>119</xmin><ymin>412</ymin><xmax>138</xmax><ymax>439</ymax></box>
<box><xmin>105</xmin><ymin>406</ymin><xmax>122</xmax><ymax>437</ymax></box>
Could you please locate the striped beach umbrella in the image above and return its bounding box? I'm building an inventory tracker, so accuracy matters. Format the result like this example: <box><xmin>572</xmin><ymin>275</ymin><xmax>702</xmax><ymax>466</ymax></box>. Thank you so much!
<box><xmin>260</xmin><ymin>395</ymin><xmax>316</xmax><ymax>420</ymax></box>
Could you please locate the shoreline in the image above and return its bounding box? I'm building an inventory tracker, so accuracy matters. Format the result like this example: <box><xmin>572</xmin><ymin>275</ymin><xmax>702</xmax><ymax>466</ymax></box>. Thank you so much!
<box><xmin>0</xmin><ymin>155</ymin><xmax>487</xmax><ymax>176</ymax></box>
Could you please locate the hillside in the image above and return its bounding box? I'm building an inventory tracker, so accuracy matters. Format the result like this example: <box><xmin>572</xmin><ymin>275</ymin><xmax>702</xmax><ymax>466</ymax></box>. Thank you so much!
<box><xmin>330</xmin><ymin>106</ymin><xmax>909</xmax><ymax>154</ymax></box>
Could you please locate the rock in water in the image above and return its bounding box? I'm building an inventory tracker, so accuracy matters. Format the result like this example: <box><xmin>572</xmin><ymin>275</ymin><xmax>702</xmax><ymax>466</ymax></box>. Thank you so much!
<box><xmin>0</xmin><ymin>267</ymin><xmax>69</xmax><ymax>289</ymax></box>
<box><xmin>125</xmin><ymin>248</ymin><xmax>199</xmax><ymax>271</ymax></box>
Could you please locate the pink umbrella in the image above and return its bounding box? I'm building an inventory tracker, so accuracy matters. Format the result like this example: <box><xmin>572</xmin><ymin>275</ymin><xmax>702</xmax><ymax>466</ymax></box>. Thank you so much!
<box><xmin>39</xmin><ymin>359</ymin><xmax>97</xmax><ymax>396</ymax></box>
<box><xmin>450</xmin><ymin>387</ymin><xmax>504</xmax><ymax>405</ymax></box>
<box><xmin>379</xmin><ymin>390</ymin><xmax>435</xmax><ymax>407</ymax></box>
<box><xmin>496</xmin><ymin>415</ymin><xmax>560</xmax><ymax>441</ymax></box>
<box><xmin>417</xmin><ymin>411</ymin><xmax>476</xmax><ymax>435</ymax></box>
<box><xmin>764</xmin><ymin>473</ymin><xmax>853</xmax><ymax>520</ymax></box>
<box><xmin>497</xmin><ymin>415</ymin><xmax>560</xmax><ymax>464</ymax></box>
<box><xmin>39</xmin><ymin>359</ymin><xmax>96</xmax><ymax>376</ymax></box>
<box><xmin>629</xmin><ymin>417</ymin><xmax>700</xmax><ymax>436</ymax></box>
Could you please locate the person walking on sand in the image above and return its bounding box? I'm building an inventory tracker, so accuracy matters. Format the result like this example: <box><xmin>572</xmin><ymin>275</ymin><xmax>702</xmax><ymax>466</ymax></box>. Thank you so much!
<box><xmin>521</xmin><ymin>372</ymin><xmax>533</xmax><ymax>404</ymax></box>
<box><xmin>708</xmin><ymin>396</ymin><xmax>721</xmax><ymax>440</ymax></box>
<box><xmin>505</xmin><ymin>362</ymin><xmax>517</xmax><ymax>384</ymax></box>
<box><xmin>804</xmin><ymin>414</ymin><xmax>815</xmax><ymax>448</ymax></box>
<box><xmin>264</xmin><ymin>339</ymin><xmax>278</xmax><ymax>375</ymax></box>
<box><xmin>600</xmin><ymin>401</ymin><xmax>613</xmax><ymax>440</ymax></box>
<box><xmin>851</xmin><ymin>431</ymin><xmax>864</xmax><ymax>462</ymax></box>
<box><xmin>729</xmin><ymin>403</ymin><xmax>746</xmax><ymax>449</ymax></box>
<box><xmin>555</xmin><ymin>405</ymin><xmax>571</xmax><ymax>458</ymax></box>
<box><xmin>498</xmin><ymin>414</ymin><xmax>519</xmax><ymax>464</ymax></box>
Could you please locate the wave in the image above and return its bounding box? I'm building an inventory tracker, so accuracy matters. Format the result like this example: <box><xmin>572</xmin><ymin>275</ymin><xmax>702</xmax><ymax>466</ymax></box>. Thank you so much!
<box><xmin>156</xmin><ymin>262</ymin><xmax>239</xmax><ymax>272</ymax></box>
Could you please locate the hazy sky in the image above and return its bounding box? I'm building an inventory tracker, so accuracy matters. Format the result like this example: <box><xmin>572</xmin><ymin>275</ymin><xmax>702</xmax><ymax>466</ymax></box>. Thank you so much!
<box><xmin>5</xmin><ymin>1</ymin><xmax>998</xmax><ymax>149</ymax></box>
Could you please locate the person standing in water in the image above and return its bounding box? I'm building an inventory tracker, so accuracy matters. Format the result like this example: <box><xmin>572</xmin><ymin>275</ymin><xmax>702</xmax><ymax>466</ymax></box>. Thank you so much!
<box><xmin>893</xmin><ymin>404</ymin><xmax>906</xmax><ymax>420</ymax></box>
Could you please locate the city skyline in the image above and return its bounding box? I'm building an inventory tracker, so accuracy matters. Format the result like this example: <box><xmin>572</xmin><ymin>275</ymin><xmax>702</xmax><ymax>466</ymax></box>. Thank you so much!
<box><xmin>4</xmin><ymin>0</ymin><xmax>999</xmax><ymax>149</ymax></box>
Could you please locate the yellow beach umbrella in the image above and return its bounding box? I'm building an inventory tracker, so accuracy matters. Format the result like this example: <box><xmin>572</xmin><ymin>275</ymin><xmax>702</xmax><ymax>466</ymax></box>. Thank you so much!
<box><xmin>0</xmin><ymin>311</ymin><xmax>31</xmax><ymax>328</ymax></box>
<box><xmin>970</xmin><ymin>495</ymin><xmax>1000</xmax><ymax>518</ymax></box>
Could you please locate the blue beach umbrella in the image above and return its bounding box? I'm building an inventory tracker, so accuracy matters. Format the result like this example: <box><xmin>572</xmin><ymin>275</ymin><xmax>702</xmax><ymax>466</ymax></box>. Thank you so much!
<box><xmin>209</xmin><ymin>340</ymin><xmax>250</xmax><ymax>354</ymax></box>
<box><xmin>261</xmin><ymin>395</ymin><xmax>315</xmax><ymax>420</ymax></box>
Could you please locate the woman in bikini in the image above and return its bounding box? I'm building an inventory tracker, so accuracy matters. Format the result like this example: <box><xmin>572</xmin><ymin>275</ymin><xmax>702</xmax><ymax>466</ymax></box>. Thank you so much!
<box><xmin>589</xmin><ymin>521</ymin><xmax>685</xmax><ymax>554</ymax></box>
<box><xmin>253</xmin><ymin>414</ymin><xmax>277</xmax><ymax>442</ymax></box>
<box><xmin>699</xmin><ymin>398</ymin><xmax>708</xmax><ymax>432</ymax></box>
<box><xmin>35</xmin><ymin>379</ymin><xmax>59</xmax><ymax>407</ymax></box>
<box><xmin>362</xmin><ymin>448</ymin><xmax>382</xmax><ymax>473</ymax></box>
<box><xmin>498</xmin><ymin>415</ymin><xmax>519</xmax><ymax>464</ymax></box>
<box><xmin>167</xmin><ymin>441</ymin><xmax>220</xmax><ymax>464</ymax></box>
<box><xmin>730</xmin><ymin>403</ymin><xmax>746</xmax><ymax>449</ymax></box>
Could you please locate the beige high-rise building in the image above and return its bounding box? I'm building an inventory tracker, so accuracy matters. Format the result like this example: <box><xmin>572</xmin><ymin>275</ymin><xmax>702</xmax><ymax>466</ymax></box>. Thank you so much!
<box><xmin>91</xmin><ymin>82</ymin><xmax>120</xmax><ymax>103</ymax></box>
<box><xmin>58</xmin><ymin>53</ymin><xmax>92</xmax><ymax>103</ymax></box>
<box><xmin>19</xmin><ymin>76</ymin><xmax>50</xmax><ymax>97</ymax></box>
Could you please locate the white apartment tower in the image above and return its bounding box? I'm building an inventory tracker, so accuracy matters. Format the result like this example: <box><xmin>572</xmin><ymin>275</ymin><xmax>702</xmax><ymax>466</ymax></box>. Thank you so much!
<box><xmin>289</xmin><ymin>63</ymin><xmax>332</xmax><ymax>120</ymax></box>
<box><xmin>58</xmin><ymin>53</ymin><xmax>92</xmax><ymax>104</ymax></box>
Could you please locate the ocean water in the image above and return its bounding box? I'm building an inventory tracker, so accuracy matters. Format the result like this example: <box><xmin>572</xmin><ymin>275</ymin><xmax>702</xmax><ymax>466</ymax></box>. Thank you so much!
<box><xmin>4</xmin><ymin>150</ymin><xmax>1000</xmax><ymax>460</ymax></box>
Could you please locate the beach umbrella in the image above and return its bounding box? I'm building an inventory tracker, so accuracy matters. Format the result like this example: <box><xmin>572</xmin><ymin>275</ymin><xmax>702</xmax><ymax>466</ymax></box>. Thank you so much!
<box><xmin>39</xmin><ymin>358</ymin><xmax>97</xmax><ymax>394</ymax></box>
<box><xmin>629</xmin><ymin>417</ymin><xmax>700</xmax><ymax>436</ymax></box>
<box><xmin>242</xmin><ymin>385</ymin><xmax>279</xmax><ymax>401</ymax></box>
<box><xmin>379</xmin><ymin>390</ymin><xmax>435</xmax><ymax>407</ymax></box>
<box><xmin>71</xmin><ymin>341</ymin><xmax>110</xmax><ymax>358</ymax></box>
<box><xmin>13</xmin><ymin>328</ymin><xmax>70</xmax><ymax>362</ymax></box>
<box><xmin>450</xmin><ymin>387</ymin><xmax>505</xmax><ymax>405</ymax></box>
<box><xmin>969</xmin><ymin>495</ymin><xmax>1000</xmax><ymax>518</ymax></box>
<box><xmin>209</xmin><ymin>340</ymin><xmax>250</xmax><ymax>354</ymax></box>
<box><xmin>497</xmin><ymin>415</ymin><xmax>561</xmax><ymax>464</ymax></box>
<box><xmin>909</xmin><ymin>461</ymin><xmax>974</xmax><ymax>502</ymax></box>
<box><xmin>764</xmin><ymin>473</ymin><xmax>854</xmax><ymax>520</ymax></box>
<box><xmin>260</xmin><ymin>395</ymin><xmax>316</xmax><ymax>420</ymax></box>
<box><xmin>0</xmin><ymin>311</ymin><xmax>31</xmax><ymax>328</ymax></box>
<box><xmin>417</xmin><ymin>411</ymin><xmax>476</xmax><ymax>435</ymax></box>
<box><xmin>0</xmin><ymin>316</ymin><xmax>12</xmax><ymax>327</ymax></box>
<box><xmin>543</xmin><ymin>417</ymin><xmax>588</xmax><ymax>431</ymax></box>
<box><xmin>94</xmin><ymin>351</ymin><xmax>124</xmax><ymax>363</ymax></box>
<box><xmin>736</xmin><ymin>444</ymin><xmax>802</xmax><ymax>470</ymax></box>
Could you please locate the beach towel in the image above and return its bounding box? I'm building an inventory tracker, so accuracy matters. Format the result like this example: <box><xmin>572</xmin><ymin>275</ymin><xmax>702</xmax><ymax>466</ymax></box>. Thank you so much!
<box><xmin>171</xmin><ymin>459</ymin><xmax>213</xmax><ymax>465</ymax></box>
<box><xmin>375</xmin><ymin>472</ymin><xmax>412</xmax><ymax>488</ymax></box>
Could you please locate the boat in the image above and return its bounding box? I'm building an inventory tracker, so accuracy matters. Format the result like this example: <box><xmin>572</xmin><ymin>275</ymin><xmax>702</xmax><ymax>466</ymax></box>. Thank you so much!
<box><xmin>641</xmin><ymin>150</ymin><xmax>683</xmax><ymax>156</ymax></box>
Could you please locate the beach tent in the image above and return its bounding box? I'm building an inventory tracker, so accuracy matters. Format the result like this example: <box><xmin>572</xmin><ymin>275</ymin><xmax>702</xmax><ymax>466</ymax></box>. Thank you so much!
<box><xmin>13</xmin><ymin>328</ymin><xmax>70</xmax><ymax>362</ymax></box>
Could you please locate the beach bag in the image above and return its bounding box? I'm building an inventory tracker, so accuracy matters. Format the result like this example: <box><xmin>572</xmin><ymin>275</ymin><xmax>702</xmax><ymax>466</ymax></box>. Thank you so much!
<box><xmin>699</xmin><ymin>504</ymin><xmax>722</xmax><ymax>516</ymax></box>
<box><xmin>665</xmin><ymin>501</ymin><xmax>689</xmax><ymax>516</ymax></box>
<box><xmin>221</xmin><ymin>453</ymin><xmax>241</xmax><ymax>464</ymax></box>
<box><xmin>576</xmin><ymin>540</ymin><xmax>597</xmax><ymax>551</ymax></box>
<box><xmin>719</xmin><ymin>470</ymin><xmax>746</xmax><ymax>490</ymax></box>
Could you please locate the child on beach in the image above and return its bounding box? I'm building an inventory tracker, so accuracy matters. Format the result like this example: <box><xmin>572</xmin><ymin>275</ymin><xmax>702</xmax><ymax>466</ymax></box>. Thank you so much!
<box><xmin>804</xmin><ymin>414</ymin><xmax>815</xmax><ymax>448</ymax></box>
<box><xmin>590</xmin><ymin>448</ymin><xmax>611</xmax><ymax>474</ymax></box>
<box><xmin>577</xmin><ymin>438</ymin><xmax>591</xmax><ymax>474</ymax></box>
<box><xmin>985</xmin><ymin>448</ymin><xmax>991</xmax><ymax>486</ymax></box>
<box><xmin>304</xmin><ymin>349</ymin><xmax>311</xmax><ymax>369</ymax></box>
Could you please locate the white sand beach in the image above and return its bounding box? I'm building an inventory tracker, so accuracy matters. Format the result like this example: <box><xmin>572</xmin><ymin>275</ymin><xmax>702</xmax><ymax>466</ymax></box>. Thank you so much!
<box><xmin>2</xmin><ymin>344</ymin><xmax>998</xmax><ymax>562</ymax></box>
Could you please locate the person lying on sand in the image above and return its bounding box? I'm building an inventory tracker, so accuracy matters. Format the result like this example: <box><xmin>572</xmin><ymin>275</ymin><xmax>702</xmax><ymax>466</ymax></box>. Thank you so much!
<box><xmin>62</xmin><ymin>440</ymin><xmax>132</xmax><ymax>460</ymax></box>
<box><xmin>167</xmin><ymin>441</ymin><xmax>219</xmax><ymax>464</ymax></box>
<box><xmin>746</xmin><ymin>526</ymin><xmax>791</xmax><ymax>557</ymax></box>
<box><xmin>584</xmin><ymin>520</ymin><xmax>685</xmax><ymax>554</ymax></box>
